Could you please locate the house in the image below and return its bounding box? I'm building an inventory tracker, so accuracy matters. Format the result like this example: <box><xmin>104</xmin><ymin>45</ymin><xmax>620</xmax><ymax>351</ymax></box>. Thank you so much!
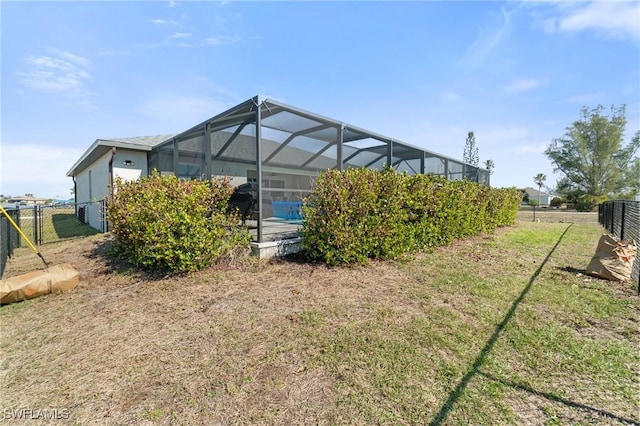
<box><xmin>522</xmin><ymin>187</ymin><xmax>550</xmax><ymax>206</ymax></box>
<box><xmin>6</xmin><ymin>195</ymin><xmax>48</xmax><ymax>205</ymax></box>
<box><xmin>68</xmin><ymin>96</ymin><xmax>490</xmax><ymax>253</ymax></box>
<box><xmin>66</xmin><ymin>135</ymin><xmax>175</xmax><ymax>230</ymax></box>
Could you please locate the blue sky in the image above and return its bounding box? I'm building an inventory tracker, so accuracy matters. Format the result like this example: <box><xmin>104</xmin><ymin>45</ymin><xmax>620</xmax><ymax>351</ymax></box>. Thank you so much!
<box><xmin>1</xmin><ymin>0</ymin><xmax>639</xmax><ymax>199</ymax></box>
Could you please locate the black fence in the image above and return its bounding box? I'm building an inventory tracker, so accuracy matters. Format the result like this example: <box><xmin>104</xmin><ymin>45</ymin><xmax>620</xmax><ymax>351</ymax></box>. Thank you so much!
<box><xmin>598</xmin><ymin>200</ymin><xmax>639</xmax><ymax>289</ymax></box>
<box><xmin>0</xmin><ymin>201</ymin><xmax>105</xmax><ymax>277</ymax></box>
<box><xmin>1</xmin><ymin>208</ymin><xmax>21</xmax><ymax>278</ymax></box>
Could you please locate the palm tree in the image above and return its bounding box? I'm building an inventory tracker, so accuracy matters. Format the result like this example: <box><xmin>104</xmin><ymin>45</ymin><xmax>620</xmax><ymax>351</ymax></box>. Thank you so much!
<box><xmin>534</xmin><ymin>173</ymin><xmax>546</xmax><ymax>206</ymax></box>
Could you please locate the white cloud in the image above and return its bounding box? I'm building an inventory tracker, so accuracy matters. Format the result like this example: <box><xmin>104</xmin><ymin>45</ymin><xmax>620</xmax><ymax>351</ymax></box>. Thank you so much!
<box><xmin>98</xmin><ymin>48</ymin><xmax>130</xmax><ymax>57</ymax></box>
<box><xmin>138</xmin><ymin>32</ymin><xmax>237</xmax><ymax>49</ymax></box>
<box><xmin>169</xmin><ymin>32</ymin><xmax>191</xmax><ymax>39</ymax></box>
<box><xmin>17</xmin><ymin>51</ymin><xmax>92</xmax><ymax>103</ymax></box>
<box><xmin>149</xmin><ymin>17</ymin><xmax>181</xmax><ymax>27</ymax></box>
<box><xmin>0</xmin><ymin>143</ymin><xmax>83</xmax><ymax>199</ymax></box>
<box><xmin>544</xmin><ymin>1</ymin><xmax>640</xmax><ymax>40</ymax></box>
<box><xmin>58</xmin><ymin>51</ymin><xmax>91</xmax><ymax>67</ymax></box>
<box><xmin>504</xmin><ymin>78</ymin><xmax>545</xmax><ymax>93</ymax></box>
<box><xmin>174</xmin><ymin>36</ymin><xmax>240</xmax><ymax>48</ymax></box>
<box><xmin>201</xmin><ymin>37</ymin><xmax>224</xmax><ymax>46</ymax></box>
<box><xmin>461</xmin><ymin>6</ymin><xmax>515</xmax><ymax>67</ymax></box>
<box><xmin>202</xmin><ymin>35</ymin><xmax>240</xmax><ymax>46</ymax></box>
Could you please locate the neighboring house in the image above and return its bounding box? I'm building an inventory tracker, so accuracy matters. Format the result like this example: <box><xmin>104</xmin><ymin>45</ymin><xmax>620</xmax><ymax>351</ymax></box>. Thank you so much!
<box><xmin>68</xmin><ymin>96</ymin><xmax>490</xmax><ymax>240</ymax></box>
<box><xmin>7</xmin><ymin>196</ymin><xmax>48</xmax><ymax>205</ymax></box>
<box><xmin>66</xmin><ymin>135</ymin><xmax>175</xmax><ymax>230</ymax></box>
<box><xmin>523</xmin><ymin>187</ymin><xmax>550</xmax><ymax>206</ymax></box>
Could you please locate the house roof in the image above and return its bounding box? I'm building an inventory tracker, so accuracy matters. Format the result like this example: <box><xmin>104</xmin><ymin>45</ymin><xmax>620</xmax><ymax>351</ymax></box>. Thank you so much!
<box><xmin>7</xmin><ymin>195</ymin><xmax>48</xmax><ymax>202</ymax></box>
<box><xmin>523</xmin><ymin>187</ymin><xmax>550</xmax><ymax>197</ymax></box>
<box><xmin>67</xmin><ymin>134</ymin><xmax>175</xmax><ymax>177</ymax></box>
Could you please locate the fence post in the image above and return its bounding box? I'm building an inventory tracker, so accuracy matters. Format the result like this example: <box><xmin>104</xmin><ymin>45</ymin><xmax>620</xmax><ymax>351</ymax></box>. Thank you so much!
<box><xmin>598</xmin><ymin>203</ymin><xmax>603</xmax><ymax>227</ymax></box>
<box><xmin>16</xmin><ymin>209</ymin><xmax>21</xmax><ymax>247</ymax></box>
<box><xmin>608</xmin><ymin>202</ymin><xmax>614</xmax><ymax>234</ymax></box>
<box><xmin>32</xmin><ymin>206</ymin><xmax>38</xmax><ymax>245</ymax></box>
<box><xmin>38</xmin><ymin>206</ymin><xmax>44</xmax><ymax>245</ymax></box>
<box><xmin>620</xmin><ymin>202</ymin><xmax>626</xmax><ymax>241</ymax></box>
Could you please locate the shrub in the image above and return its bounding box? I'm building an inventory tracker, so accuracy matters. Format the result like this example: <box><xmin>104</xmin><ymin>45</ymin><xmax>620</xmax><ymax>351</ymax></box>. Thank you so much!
<box><xmin>575</xmin><ymin>194</ymin><xmax>604</xmax><ymax>212</ymax></box>
<box><xmin>107</xmin><ymin>173</ymin><xmax>250</xmax><ymax>272</ymax></box>
<box><xmin>301</xmin><ymin>168</ymin><xmax>521</xmax><ymax>265</ymax></box>
<box><xmin>550</xmin><ymin>197</ymin><xmax>564</xmax><ymax>208</ymax></box>
<box><xmin>300</xmin><ymin>168</ymin><xmax>406</xmax><ymax>264</ymax></box>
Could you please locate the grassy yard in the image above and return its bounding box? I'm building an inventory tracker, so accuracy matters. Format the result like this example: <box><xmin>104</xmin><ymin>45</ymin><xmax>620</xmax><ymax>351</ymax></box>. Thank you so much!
<box><xmin>16</xmin><ymin>207</ymin><xmax>99</xmax><ymax>245</ymax></box>
<box><xmin>516</xmin><ymin>208</ymin><xmax>598</xmax><ymax>224</ymax></box>
<box><xmin>0</xmin><ymin>220</ymin><xmax>638</xmax><ymax>425</ymax></box>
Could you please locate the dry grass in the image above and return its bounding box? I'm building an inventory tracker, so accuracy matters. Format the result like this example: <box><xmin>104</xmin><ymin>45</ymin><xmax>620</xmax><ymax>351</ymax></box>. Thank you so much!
<box><xmin>516</xmin><ymin>208</ymin><xmax>598</xmax><ymax>224</ymax></box>
<box><xmin>0</xmin><ymin>216</ymin><xmax>638</xmax><ymax>425</ymax></box>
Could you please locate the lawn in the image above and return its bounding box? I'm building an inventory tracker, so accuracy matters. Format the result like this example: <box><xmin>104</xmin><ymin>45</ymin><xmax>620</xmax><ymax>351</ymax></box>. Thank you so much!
<box><xmin>15</xmin><ymin>207</ymin><xmax>99</xmax><ymax>245</ymax></box>
<box><xmin>516</xmin><ymin>208</ymin><xmax>598</xmax><ymax>224</ymax></box>
<box><xmin>0</xmin><ymin>219</ymin><xmax>638</xmax><ymax>425</ymax></box>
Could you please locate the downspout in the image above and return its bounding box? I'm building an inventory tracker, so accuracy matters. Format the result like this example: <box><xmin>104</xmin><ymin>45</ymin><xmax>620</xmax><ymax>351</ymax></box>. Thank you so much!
<box><xmin>72</xmin><ymin>176</ymin><xmax>77</xmax><ymax>215</ymax></box>
<box><xmin>108</xmin><ymin>147</ymin><xmax>117</xmax><ymax>203</ymax></box>
<box><xmin>107</xmin><ymin>147</ymin><xmax>117</xmax><ymax>232</ymax></box>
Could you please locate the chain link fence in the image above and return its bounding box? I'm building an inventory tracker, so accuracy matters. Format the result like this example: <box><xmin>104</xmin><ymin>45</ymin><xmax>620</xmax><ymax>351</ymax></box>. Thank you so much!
<box><xmin>1</xmin><ymin>208</ymin><xmax>21</xmax><ymax>277</ymax></box>
<box><xmin>1</xmin><ymin>201</ymin><xmax>105</xmax><ymax>277</ymax></box>
<box><xmin>598</xmin><ymin>200</ymin><xmax>639</xmax><ymax>290</ymax></box>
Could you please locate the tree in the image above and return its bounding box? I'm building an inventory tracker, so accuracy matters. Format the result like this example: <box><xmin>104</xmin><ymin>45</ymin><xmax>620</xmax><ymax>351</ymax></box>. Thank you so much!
<box><xmin>553</xmin><ymin>177</ymin><xmax>583</xmax><ymax>204</ymax></box>
<box><xmin>534</xmin><ymin>173</ymin><xmax>546</xmax><ymax>206</ymax></box>
<box><xmin>484</xmin><ymin>159</ymin><xmax>495</xmax><ymax>175</ymax></box>
<box><xmin>463</xmin><ymin>131</ymin><xmax>479</xmax><ymax>166</ymax></box>
<box><xmin>545</xmin><ymin>105</ymin><xmax>640</xmax><ymax>198</ymax></box>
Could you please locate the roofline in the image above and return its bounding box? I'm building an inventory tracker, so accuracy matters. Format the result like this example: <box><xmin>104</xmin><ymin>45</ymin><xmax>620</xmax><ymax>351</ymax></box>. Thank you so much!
<box><xmin>155</xmin><ymin>95</ymin><xmax>488</xmax><ymax>172</ymax></box>
<box><xmin>67</xmin><ymin>139</ymin><xmax>101</xmax><ymax>177</ymax></box>
<box><xmin>66</xmin><ymin>138</ymin><xmax>166</xmax><ymax>177</ymax></box>
<box><xmin>261</xmin><ymin>97</ymin><xmax>476</xmax><ymax>167</ymax></box>
<box><xmin>522</xmin><ymin>187</ymin><xmax>551</xmax><ymax>195</ymax></box>
<box><xmin>155</xmin><ymin>97</ymin><xmax>259</xmax><ymax>149</ymax></box>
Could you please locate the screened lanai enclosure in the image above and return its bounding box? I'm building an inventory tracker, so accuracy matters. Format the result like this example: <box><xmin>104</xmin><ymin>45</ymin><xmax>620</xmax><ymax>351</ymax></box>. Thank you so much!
<box><xmin>148</xmin><ymin>96</ymin><xmax>489</xmax><ymax>245</ymax></box>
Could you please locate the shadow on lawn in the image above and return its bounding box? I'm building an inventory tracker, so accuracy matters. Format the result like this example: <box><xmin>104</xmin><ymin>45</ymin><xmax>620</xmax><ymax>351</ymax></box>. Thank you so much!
<box><xmin>51</xmin><ymin>213</ymin><xmax>99</xmax><ymax>239</ymax></box>
<box><xmin>430</xmin><ymin>223</ymin><xmax>637</xmax><ymax>425</ymax></box>
<box><xmin>429</xmin><ymin>224</ymin><xmax>576</xmax><ymax>425</ymax></box>
<box><xmin>476</xmin><ymin>370</ymin><xmax>639</xmax><ymax>425</ymax></box>
<box><xmin>557</xmin><ymin>265</ymin><xmax>588</xmax><ymax>275</ymax></box>
<box><xmin>88</xmin><ymin>238</ymin><xmax>171</xmax><ymax>281</ymax></box>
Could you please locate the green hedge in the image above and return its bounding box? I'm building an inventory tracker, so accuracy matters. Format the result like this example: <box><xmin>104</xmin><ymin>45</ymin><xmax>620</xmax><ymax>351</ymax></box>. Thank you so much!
<box><xmin>108</xmin><ymin>173</ymin><xmax>251</xmax><ymax>272</ymax></box>
<box><xmin>301</xmin><ymin>168</ymin><xmax>521</xmax><ymax>265</ymax></box>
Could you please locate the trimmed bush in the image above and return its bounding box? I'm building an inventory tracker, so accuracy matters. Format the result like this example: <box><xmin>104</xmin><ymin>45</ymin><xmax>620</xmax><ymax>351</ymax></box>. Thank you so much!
<box><xmin>301</xmin><ymin>168</ymin><xmax>521</xmax><ymax>265</ymax></box>
<box><xmin>107</xmin><ymin>173</ymin><xmax>250</xmax><ymax>272</ymax></box>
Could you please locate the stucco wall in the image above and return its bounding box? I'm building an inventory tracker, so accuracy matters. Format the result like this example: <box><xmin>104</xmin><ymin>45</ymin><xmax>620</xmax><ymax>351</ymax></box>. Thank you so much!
<box><xmin>75</xmin><ymin>149</ymin><xmax>148</xmax><ymax>230</ymax></box>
